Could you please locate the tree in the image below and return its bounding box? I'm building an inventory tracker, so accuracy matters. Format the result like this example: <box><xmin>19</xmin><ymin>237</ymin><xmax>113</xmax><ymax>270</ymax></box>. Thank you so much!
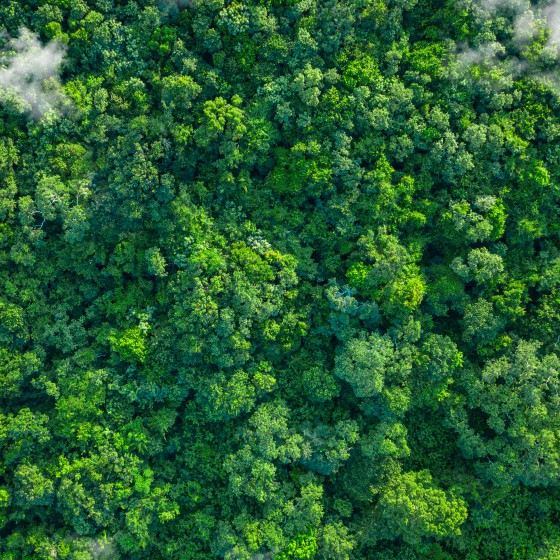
<box><xmin>453</xmin><ymin>340</ymin><xmax>560</xmax><ymax>487</ymax></box>
<box><xmin>334</xmin><ymin>332</ymin><xmax>394</xmax><ymax>398</ymax></box>
<box><xmin>375</xmin><ymin>470</ymin><xmax>468</xmax><ymax>545</ymax></box>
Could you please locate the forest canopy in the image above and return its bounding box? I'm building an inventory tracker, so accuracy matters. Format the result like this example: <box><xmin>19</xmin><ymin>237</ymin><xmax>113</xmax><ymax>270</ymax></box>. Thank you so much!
<box><xmin>1</xmin><ymin>0</ymin><xmax>560</xmax><ymax>558</ymax></box>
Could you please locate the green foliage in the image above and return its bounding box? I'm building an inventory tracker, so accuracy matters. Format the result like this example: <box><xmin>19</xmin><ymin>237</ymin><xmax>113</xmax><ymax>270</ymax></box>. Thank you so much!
<box><xmin>148</xmin><ymin>26</ymin><xmax>177</xmax><ymax>56</ymax></box>
<box><xmin>0</xmin><ymin>0</ymin><xmax>559</xmax><ymax>558</ymax></box>
<box><xmin>108</xmin><ymin>327</ymin><xmax>149</xmax><ymax>364</ymax></box>
<box><xmin>334</xmin><ymin>333</ymin><xmax>394</xmax><ymax>398</ymax></box>
<box><xmin>276</xmin><ymin>527</ymin><xmax>318</xmax><ymax>560</ymax></box>
<box><xmin>375</xmin><ymin>470</ymin><xmax>468</xmax><ymax>545</ymax></box>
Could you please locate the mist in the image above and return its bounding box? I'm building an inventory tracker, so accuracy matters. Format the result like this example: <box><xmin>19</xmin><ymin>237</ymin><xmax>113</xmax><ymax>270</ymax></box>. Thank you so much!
<box><xmin>481</xmin><ymin>0</ymin><xmax>560</xmax><ymax>50</ymax></box>
<box><xmin>454</xmin><ymin>0</ymin><xmax>560</xmax><ymax>85</ymax></box>
<box><xmin>545</xmin><ymin>0</ymin><xmax>560</xmax><ymax>47</ymax></box>
<box><xmin>0</xmin><ymin>28</ymin><xmax>66</xmax><ymax>118</ymax></box>
<box><xmin>159</xmin><ymin>0</ymin><xmax>200</xmax><ymax>14</ymax></box>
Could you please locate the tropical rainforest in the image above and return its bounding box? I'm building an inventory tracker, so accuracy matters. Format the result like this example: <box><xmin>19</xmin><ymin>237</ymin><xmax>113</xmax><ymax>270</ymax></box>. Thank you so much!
<box><xmin>1</xmin><ymin>0</ymin><xmax>560</xmax><ymax>558</ymax></box>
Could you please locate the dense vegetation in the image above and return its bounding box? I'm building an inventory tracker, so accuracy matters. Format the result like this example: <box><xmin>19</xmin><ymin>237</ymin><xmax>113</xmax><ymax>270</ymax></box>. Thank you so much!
<box><xmin>1</xmin><ymin>0</ymin><xmax>560</xmax><ymax>558</ymax></box>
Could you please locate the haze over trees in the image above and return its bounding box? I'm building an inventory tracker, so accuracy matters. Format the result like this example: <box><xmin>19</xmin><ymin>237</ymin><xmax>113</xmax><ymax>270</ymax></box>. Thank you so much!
<box><xmin>1</xmin><ymin>0</ymin><xmax>560</xmax><ymax>558</ymax></box>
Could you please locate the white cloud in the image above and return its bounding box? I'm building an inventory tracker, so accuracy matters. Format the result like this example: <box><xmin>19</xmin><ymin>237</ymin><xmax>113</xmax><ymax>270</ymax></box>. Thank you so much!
<box><xmin>513</xmin><ymin>9</ymin><xmax>540</xmax><ymax>45</ymax></box>
<box><xmin>159</xmin><ymin>0</ymin><xmax>199</xmax><ymax>13</ymax></box>
<box><xmin>479</xmin><ymin>0</ymin><xmax>560</xmax><ymax>51</ymax></box>
<box><xmin>454</xmin><ymin>0</ymin><xmax>560</xmax><ymax>83</ymax></box>
<box><xmin>480</xmin><ymin>0</ymin><xmax>517</xmax><ymax>12</ymax></box>
<box><xmin>0</xmin><ymin>28</ymin><xmax>67</xmax><ymax>118</ymax></box>
<box><xmin>544</xmin><ymin>0</ymin><xmax>560</xmax><ymax>48</ymax></box>
<box><xmin>456</xmin><ymin>41</ymin><xmax>506</xmax><ymax>68</ymax></box>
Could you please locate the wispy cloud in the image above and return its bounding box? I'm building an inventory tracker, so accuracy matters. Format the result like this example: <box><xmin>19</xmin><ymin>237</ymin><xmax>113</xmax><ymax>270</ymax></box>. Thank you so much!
<box><xmin>479</xmin><ymin>0</ymin><xmax>516</xmax><ymax>13</ymax></box>
<box><xmin>456</xmin><ymin>41</ymin><xmax>506</xmax><ymax>69</ymax></box>
<box><xmin>159</xmin><ymin>0</ymin><xmax>199</xmax><ymax>13</ymax></box>
<box><xmin>453</xmin><ymin>0</ymin><xmax>560</xmax><ymax>90</ymax></box>
<box><xmin>61</xmin><ymin>534</ymin><xmax>117</xmax><ymax>559</ymax></box>
<box><xmin>544</xmin><ymin>0</ymin><xmax>560</xmax><ymax>48</ymax></box>
<box><xmin>479</xmin><ymin>0</ymin><xmax>560</xmax><ymax>51</ymax></box>
<box><xmin>0</xmin><ymin>28</ymin><xmax>67</xmax><ymax>118</ymax></box>
<box><xmin>513</xmin><ymin>9</ymin><xmax>540</xmax><ymax>46</ymax></box>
